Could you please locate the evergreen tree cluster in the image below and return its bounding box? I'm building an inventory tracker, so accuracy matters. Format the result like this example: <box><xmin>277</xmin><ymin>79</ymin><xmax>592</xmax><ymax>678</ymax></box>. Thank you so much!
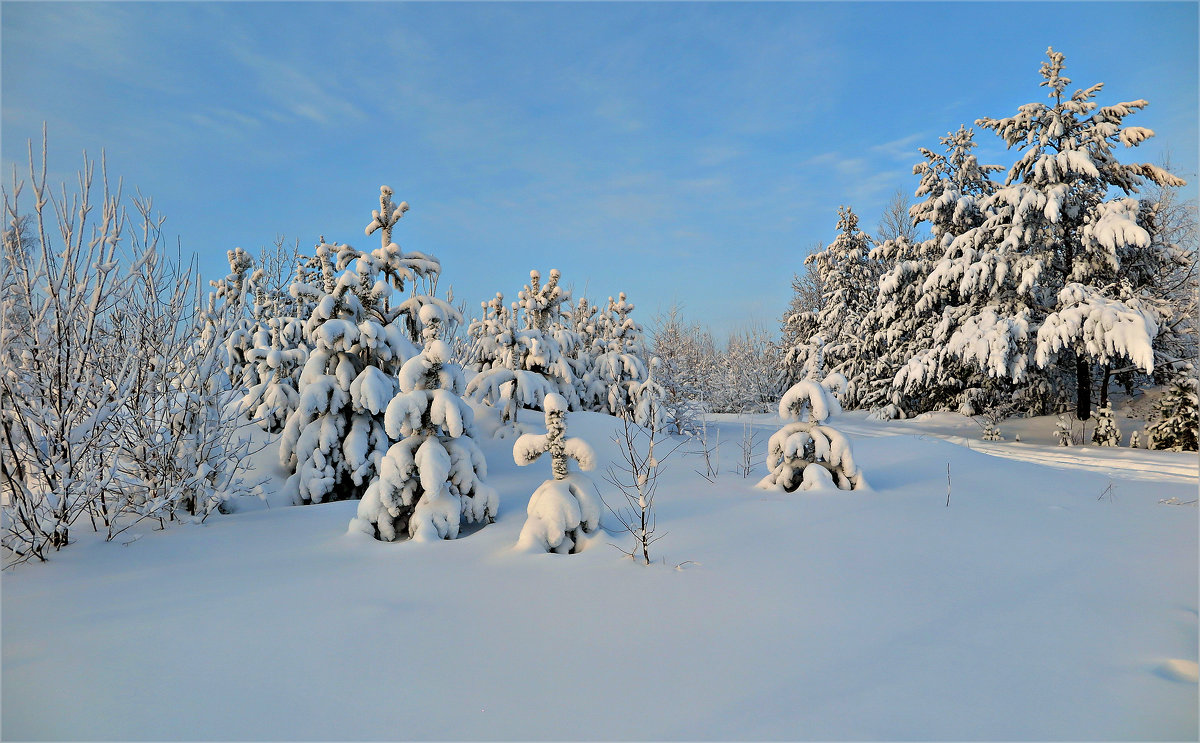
<box><xmin>779</xmin><ymin>48</ymin><xmax>1196</xmax><ymax>440</ymax></box>
<box><xmin>463</xmin><ymin>275</ymin><xmax>665</xmax><ymax>431</ymax></box>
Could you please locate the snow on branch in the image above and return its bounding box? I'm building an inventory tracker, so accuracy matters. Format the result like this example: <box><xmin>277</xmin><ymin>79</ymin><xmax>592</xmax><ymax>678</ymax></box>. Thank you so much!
<box><xmin>1036</xmin><ymin>284</ymin><xmax>1158</xmax><ymax>373</ymax></box>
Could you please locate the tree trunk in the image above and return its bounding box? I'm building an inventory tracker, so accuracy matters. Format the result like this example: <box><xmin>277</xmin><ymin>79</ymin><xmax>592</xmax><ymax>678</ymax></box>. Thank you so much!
<box><xmin>1076</xmin><ymin>357</ymin><xmax>1092</xmax><ymax>420</ymax></box>
<box><xmin>1099</xmin><ymin>365</ymin><xmax>1111</xmax><ymax>410</ymax></box>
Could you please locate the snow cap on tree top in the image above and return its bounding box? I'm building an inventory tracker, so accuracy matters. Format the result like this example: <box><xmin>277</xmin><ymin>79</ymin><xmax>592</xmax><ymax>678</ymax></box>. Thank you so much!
<box><xmin>419</xmin><ymin>303</ymin><xmax>445</xmax><ymax>326</ymax></box>
<box><xmin>543</xmin><ymin>392</ymin><xmax>568</xmax><ymax>413</ymax></box>
<box><xmin>424</xmin><ymin>340</ymin><xmax>451</xmax><ymax>364</ymax></box>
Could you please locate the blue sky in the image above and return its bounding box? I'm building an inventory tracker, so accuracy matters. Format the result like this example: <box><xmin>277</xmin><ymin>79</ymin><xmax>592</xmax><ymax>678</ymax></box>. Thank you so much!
<box><xmin>3</xmin><ymin>2</ymin><xmax>1196</xmax><ymax>340</ymax></box>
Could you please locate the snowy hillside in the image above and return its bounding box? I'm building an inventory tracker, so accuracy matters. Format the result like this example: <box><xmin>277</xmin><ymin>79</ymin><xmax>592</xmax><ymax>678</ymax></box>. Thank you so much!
<box><xmin>3</xmin><ymin>409</ymin><xmax>1196</xmax><ymax>741</ymax></box>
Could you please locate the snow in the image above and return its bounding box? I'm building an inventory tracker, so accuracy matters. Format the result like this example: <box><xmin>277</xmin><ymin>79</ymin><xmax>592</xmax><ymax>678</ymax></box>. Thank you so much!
<box><xmin>515</xmin><ymin>475</ymin><xmax>598</xmax><ymax>554</ymax></box>
<box><xmin>348</xmin><ymin>365</ymin><xmax>395</xmax><ymax>415</ymax></box>
<box><xmin>1036</xmin><ymin>283</ymin><xmax>1158</xmax><ymax>373</ymax></box>
<box><xmin>513</xmin><ymin>431</ymin><xmax>550</xmax><ymax>466</ymax></box>
<box><xmin>3</xmin><ymin>406</ymin><xmax>1196</xmax><ymax>740</ymax></box>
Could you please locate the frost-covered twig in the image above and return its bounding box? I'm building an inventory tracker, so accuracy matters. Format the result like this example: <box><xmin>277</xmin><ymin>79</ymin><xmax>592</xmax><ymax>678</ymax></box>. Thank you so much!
<box><xmin>602</xmin><ymin>402</ymin><xmax>682</xmax><ymax>564</ymax></box>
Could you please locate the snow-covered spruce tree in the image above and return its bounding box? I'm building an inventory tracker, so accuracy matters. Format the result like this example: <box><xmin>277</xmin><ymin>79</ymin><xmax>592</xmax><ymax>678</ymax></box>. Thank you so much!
<box><xmin>1090</xmin><ymin>402</ymin><xmax>1121</xmax><ymax>446</ymax></box>
<box><xmin>1055</xmin><ymin>415</ymin><xmax>1073</xmax><ymax>446</ymax></box>
<box><xmin>465</xmin><ymin>270</ymin><xmax>579</xmax><ymax>432</ymax></box>
<box><xmin>514</xmin><ymin>269</ymin><xmax>579</xmax><ymax>407</ymax></box>
<box><xmin>278</xmin><ymin>238</ymin><xmax>405</xmax><ymax>504</ymax></box>
<box><xmin>466</xmin><ymin>292</ymin><xmax>511</xmax><ymax>374</ymax></box>
<box><xmin>351</xmin><ymin>322</ymin><xmax>498</xmax><ymax>541</ymax></box>
<box><xmin>875</xmin><ymin>127</ymin><xmax>1006</xmax><ymax>416</ymax></box>
<box><xmin>513</xmin><ymin>392</ymin><xmax>599</xmax><ymax>553</ymax></box>
<box><xmin>1146</xmin><ymin>370</ymin><xmax>1198</xmax><ymax>451</ymax></box>
<box><xmin>564</xmin><ymin>296</ymin><xmax>600</xmax><ymax>403</ymax></box>
<box><xmin>648</xmin><ymin>304</ymin><xmax>703</xmax><ymax>435</ymax></box>
<box><xmin>922</xmin><ymin>48</ymin><xmax>1185</xmax><ymax>421</ymax></box>
<box><xmin>237</xmin><ymin>240</ymin><xmax>310</xmax><ymax>433</ymax></box>
<box><xmin>465</xmin><ymin>294</ymin><xmax>556</xmax><ymax>431</ymax></box>
<box><xmin>587</xmin><ymin>292</ymin><xmax>649</xmax><ymax>416</ymax></box>
<box><xmin>238</xmin><ymin>315</ymin><xmax>308</xmax><ymax>433</ymax></box>
<box><xmin>788</xmin><ymin>207</ymin><xmax>881</xmax><ymax>410</ymax></box>
<box><xmin>779</xmin><ymin>259</ymin><xmax>825</xmax><ymax>390</ymax></box>
<box><xmin>757</xmin><ymin>377</ymin><xmax>866</xmax><ymax>492</ymax></box>
<box><xmin>1128</xmin><ymin>430</ymin><xmax>1142</xmax><ymax>448</ymax></box>
<box><xmin>207</xmin><ymin>247</ymin><xmax>260</xmax><ymax>393</ymax></box>
<box><xmin>632</xmin><ymin>357</ymin><xmax>668</xmax><ymax>432</ymax></box>
<box><xmin>279</xmin><ymin>186</ymin><xmax>456</xmax><ymax>505</ymax></box>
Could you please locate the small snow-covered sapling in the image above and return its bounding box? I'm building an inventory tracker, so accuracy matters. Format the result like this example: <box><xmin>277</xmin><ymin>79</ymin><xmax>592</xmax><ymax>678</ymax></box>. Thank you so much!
<box><xmin>1091</xmin><ymin>403</ymin><xmax>1121</xmax><ymax>447</ymax></box>
<box><xmin>513</xmin><ymin>393</ymin><xmax>599</xmax><ymax>554</ymax></box>
<box><xmin>1055</xmin><ymin>415</ymin><xmax>1073</xmax><ymax>447</ymax></box>
<box><xmin>757</xmin><ymin>375</ymin><xmax>867</xmax><ymax>492</ymax></box>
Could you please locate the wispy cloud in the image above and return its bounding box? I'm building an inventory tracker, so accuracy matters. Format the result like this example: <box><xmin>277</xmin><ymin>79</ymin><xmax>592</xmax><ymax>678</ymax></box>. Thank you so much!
<box><xmin>222</xmin><ymin>45</ymin><xmax>367</xmax><ymax>127</ymax></box>
<box><xmin>871</xmin><ymin>132</ymin><xmax>929</xmax><ymax>163</ymax></box>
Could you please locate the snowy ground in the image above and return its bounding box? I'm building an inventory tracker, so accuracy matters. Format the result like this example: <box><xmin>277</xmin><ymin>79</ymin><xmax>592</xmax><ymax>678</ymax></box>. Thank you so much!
<box><xmin>3</xmin><ymin>406</ymin><xmax>1197</xmax><ymax>740</ymax></box>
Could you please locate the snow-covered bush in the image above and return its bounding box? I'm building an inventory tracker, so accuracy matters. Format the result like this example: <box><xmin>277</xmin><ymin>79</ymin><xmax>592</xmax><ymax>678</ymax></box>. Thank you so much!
<box><xmin>757</xmin><ymin>377</ymin><xmax>867</xmax><ymax>492</ymax></box>
<box><xmin>1091</xmin><ymin>403</ymin><xmax>1121</xmax><ymax>446</ymax></box>
<box><xmin>982</xmin><ymin>421</ymin><xmax>1004</xmax><ymax>441</ymax></box>
<box><xmin>1129</xmin><ymin>430</ymin><xmax>1142</xmax><ymax>448</ymax></box>
<box><xmin>1</xmin><ymin>137</ymin><xmax>262</xmax><ymax>563</ymax></box>
<box><xmin>711</xmin><ymin>325</ymin><xmax>781</xmax><ymax>414</ymax></box>
<box><xmin>1146</xmin><ymin>370</ymin><xmax>1198</xmax><ymax>451</ymax></box>
<box><xmin>513</xmin><ymin>393</ymin><xmax>599</xmax><ymax>554</ymax></box>
<box><xmin>648</xmin><ymin>304</ymin><xmax>708</xmax><ymax>435</ymax></box>
<box><xmin>116</xmin><ymin>244</ymin><xmax>266</xmax><ymax>522</ymax></box>
<box><xmin>351</xmin><ymin>333</ymin><xmax>498</xmax><ymax>541</ymax></box>
<box><xmin>1</xmin><ymin>145</ymin><xmax>144</xmax><ymax>562</ymax></box>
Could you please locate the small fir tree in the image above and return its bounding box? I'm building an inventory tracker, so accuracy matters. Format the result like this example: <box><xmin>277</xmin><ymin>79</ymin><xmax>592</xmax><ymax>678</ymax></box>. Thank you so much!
<box><xmin>351</xmin><ymin>318</ymin><xmax>498</xmax><ymax>541</ymax></box>
<box><xmin>632</xmin><ymin>357</ymin><xmax>668</xmax><ymax>433</ymax></box>
<box><xmin>238</xmin><ymin>315</ymin><xmax>308</xmax><ymax>433</ymax></box>
<box><xmin>1146</xmin><ymin>370</ymin><xmax>1199</xmax><ymax>451</ymax></box>
<box><xmin>1091</xmin><ymin>402</ymin><xmax>1121</xmax><ymax>446</ymax></box>
<box><xmin>588</xmin><ymin>292</ymin><xmax>649</xmax><ymax>416</ymax></box>
<box><xmin>513</xmin><ymin>393</ymin><xmax>599</xmax><ymax>554</ymax></box>
<box><xmin>757</xmin><ymin>375</ymin><xmax>867</xmax><ymax>492</ymax></box>
<box><xmin>1055</xmin><ymin>415</ymin><xmax>1074</xmax><ymax>446</ymax></box>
